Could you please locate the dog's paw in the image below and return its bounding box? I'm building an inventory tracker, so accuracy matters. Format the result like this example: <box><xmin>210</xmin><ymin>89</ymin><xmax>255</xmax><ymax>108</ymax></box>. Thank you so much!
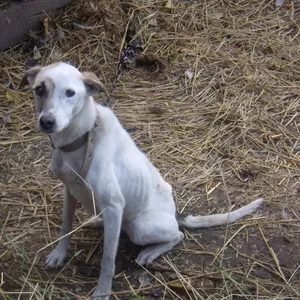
<box><xmin>136</xmin><ymin>249</ymin><xmax>156</xmax><ymax>266</ymax></box>
<box><xmin>45</xmin><ymin>248</ymin><xmax>67</xmax><ymax>268</ymax></box>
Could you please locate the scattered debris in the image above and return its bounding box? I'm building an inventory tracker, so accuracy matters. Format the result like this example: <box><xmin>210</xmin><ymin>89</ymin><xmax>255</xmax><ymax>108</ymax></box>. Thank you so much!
<box><xmin>184</xmin><ymin>69</ymin><xmax>194</xmax><ymax>79</ymax></box>
<box><xmin>73</xmin><ymin>22</ymin><xmax>99</xmax><ymax>30</ymax></box>
<box><xmin>165</xmin><ymin>0</ymin><xmax>174</xmax><ymax>9</ymax></box>
<box><xmin>135</xmin><ymin>54</ymin><xmax>165</xmax><ymax>73</ymax></box>
<box><xmin>137</xmin><ymin>271</ymin><xmax>151</xmax><ymax>287</ymax></box>
<box><xmin>275</xmin><ymin>0</ymin><xmax>285</xmax><ymax>7</ymax></box>
<box><xmin>148</xmin><ymin>106</ymin><xmax>167</xmax><ymax>114</ymax></box>
<box><xmin>2</xmin><ymin>114</ymin><xmax>12</xmax><ymax>126</ymax></box>
<box><xmin>33</xmin><ymin>46</ymin><xmax>42</xmax><ymax>60</ymax></box>
<box><xmin>281</xmin><ymin>208</ymin><xmax>290</xmax><ymax>220</ymax></box>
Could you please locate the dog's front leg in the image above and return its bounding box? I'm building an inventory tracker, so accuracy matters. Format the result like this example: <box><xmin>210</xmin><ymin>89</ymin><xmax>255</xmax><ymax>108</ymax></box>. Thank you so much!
<box><xmin>92</xmin><ymin>203</ymin><xmax>123</xmax><ymax>300</ymax></box>
<box><xmin>46</xmin><ymin>185</ymin><xmax>77</xmax><ymax>267</ymax></box>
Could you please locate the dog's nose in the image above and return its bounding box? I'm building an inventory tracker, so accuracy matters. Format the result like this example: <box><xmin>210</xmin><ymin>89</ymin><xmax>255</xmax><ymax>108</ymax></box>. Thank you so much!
<box><xmin>40</xmin><ymin>116</ymin><xmax>55</xmax><ymax>130</ymax></box>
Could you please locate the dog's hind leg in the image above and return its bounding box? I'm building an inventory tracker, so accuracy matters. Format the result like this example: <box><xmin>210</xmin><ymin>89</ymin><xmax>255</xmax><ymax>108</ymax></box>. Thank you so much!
<box><xmin>46</xmin><ymin>186</ymin><xmax>77</xmax><ymax>267</ymax></box>
<box><xmin>125</xmin><ymin>213</ymin><xmax>184</xmax><ymax>266</ymax></box>
<box><xmin>136</xmin><ymin>231</ymin><xmax>184</xmax><ymax>265</ymax></box>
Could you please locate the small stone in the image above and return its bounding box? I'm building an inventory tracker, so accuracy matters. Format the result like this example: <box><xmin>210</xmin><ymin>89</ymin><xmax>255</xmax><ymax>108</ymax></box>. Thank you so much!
<box><xmin>255</xmin><ymin>267</ymin><xmax>272</xmax><ymax>279</ymax></box>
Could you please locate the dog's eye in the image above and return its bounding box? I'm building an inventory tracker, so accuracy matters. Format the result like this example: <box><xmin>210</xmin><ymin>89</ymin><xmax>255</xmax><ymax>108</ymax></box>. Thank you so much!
<box><xmin>65</xmin><ymin>89</ymin><xmax>75</xmax><ymax>98</ymax></box>
<box><xmin>35</xmin><ymin>86</ymin><xmax>45</xmax><ymax>97</ymax></box>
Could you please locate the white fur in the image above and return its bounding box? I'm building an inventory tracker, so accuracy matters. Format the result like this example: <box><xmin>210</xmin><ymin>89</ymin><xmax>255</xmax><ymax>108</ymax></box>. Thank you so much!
<box><xmin>32</xmin><ymin>63</ymin><xmax>90</xmax><ymax>141</ymax></box>
<box><xmin>178</xmin><ymin>198</ymin><xmax>263</xmax><ymax>228</ymax></box>
<box><xmin>28</xmin><ymin>62</ymin><xmax>263</xmax><ymax>300</ymax></box>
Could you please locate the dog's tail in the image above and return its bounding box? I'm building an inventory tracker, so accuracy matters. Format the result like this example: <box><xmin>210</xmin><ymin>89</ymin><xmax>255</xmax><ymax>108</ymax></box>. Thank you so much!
<box><xmin>177</xmin><ymin>198</ymin><xmax>263</xmax><ymax>229</ymax></box>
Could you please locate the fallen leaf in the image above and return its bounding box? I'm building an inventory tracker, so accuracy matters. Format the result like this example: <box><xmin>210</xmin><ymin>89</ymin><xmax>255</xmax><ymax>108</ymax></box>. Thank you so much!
<box><xmin>149</xmin><ymin>17</ymin><xmax>158</xmax><ymax>27</ymax></box>
<box><xmin>74</xmin><ymin>22</ymin><xmax>95</xmax><ymax>30</ymax></box>
<box><xmin>165</xmin><ymin>0</ymin><xmax>174</xmax><ymax>9</ymax></box>
<box><xmin>212</xmin><ymin>10</ymin><xmax>224</xmax><ymax>20</ymax></box>
<box><xmin>6</xmin><ymin>89</ymin><xmax>19</xmax><ymax>103</ymax></box>
<box><xmin>0</xmin><ymin>250</ymin><xmax>13</xmax><ymax>262</ymax></box>
<box><xmin>168</xmin><ymin>282</ymin><xmax>192</xmax><ymax>291</ymax></box>
<box><xmin>267</xmin><ymin>59</ymin><xmax>282</xmax><ymax>70</ymax></box>
<box><xmin>89</xmin><ymin>1</ymin><xmax>98</xmax><ymax>11</ymax></box>
<box><xmin>6</xmin><ymin>89</ymin><xmax>14</xmax><ymax>101</ymax></box>
<box><xmin>2</xmin><ymin>114</ymin><xmax>12</xmax><ymax>126</ymax></box>
<box><xmin>185</xmin><ymin>69</ymin><xmax>194</xmax><ymax>79</ymax></box>
<box><xmin>33</xmin><ymin>46</ymin><xmax>42</xmax><ymax>60</ymax></box>
<box><xmin>43</xmin><ymin>17</ymin><xmax>49</xmax><ymax>35</ymax></box>
<box><xmin>186</xmin><ymin>51</ymin><xmax>198</xmax><ymax>57</ymax></box>
<box><xmin>275</xmin><ymin>0</ymin><xmax>285</xmax><ymax>7</ymax></box>
<box><xmin>74</xmin><ymin>250</ymin><xmax>83</xmax><ymax>257</ymax></box>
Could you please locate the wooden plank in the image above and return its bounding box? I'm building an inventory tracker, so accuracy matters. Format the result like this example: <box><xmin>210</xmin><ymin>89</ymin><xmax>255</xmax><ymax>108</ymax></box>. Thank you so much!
<box><xmin>0</xmin><ymin>0</ymin><xmax>72</xmax><ymax>50</ymax></box>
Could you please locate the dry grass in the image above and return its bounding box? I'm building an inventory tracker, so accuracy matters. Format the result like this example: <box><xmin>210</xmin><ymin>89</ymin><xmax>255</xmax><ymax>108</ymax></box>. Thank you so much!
<box><xmin>1</xmin><ymin>0</ymin><xmax>300</xmax><ymax>299</ymax></box>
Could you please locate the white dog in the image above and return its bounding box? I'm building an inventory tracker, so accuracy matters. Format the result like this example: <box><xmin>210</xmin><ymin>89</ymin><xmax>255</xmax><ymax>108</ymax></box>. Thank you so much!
<box><xmin>24</xmin><ymin>62</ymin><xmax>263</xmax><ymax>299</ymax></box>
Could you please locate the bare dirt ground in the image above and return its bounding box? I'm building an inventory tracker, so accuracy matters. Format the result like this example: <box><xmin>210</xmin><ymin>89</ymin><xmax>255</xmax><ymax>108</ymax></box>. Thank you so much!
<box><xmin>1</xmin><ymin>0</ymin><xmax>300</xmax><ymax>299</ymax></box>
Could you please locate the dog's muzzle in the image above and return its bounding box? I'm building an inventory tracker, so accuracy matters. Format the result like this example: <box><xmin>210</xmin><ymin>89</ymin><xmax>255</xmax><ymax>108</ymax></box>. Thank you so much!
<box><xmin>39</xmin><ymin>114</ymin><xmax>56</xmax><ymax>133</ymax></box>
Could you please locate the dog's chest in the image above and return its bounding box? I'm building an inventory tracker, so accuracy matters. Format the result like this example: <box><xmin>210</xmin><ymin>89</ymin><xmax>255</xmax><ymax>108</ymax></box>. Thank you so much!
<box><xmin>50</xmin><ymin>147</ymin><xmax>85</xmax><ymax>182</ymax></box>
<box><xmin>50</xmin><ymin>147</ymin><xmax>96</xmax><ymax>214</ymax></box>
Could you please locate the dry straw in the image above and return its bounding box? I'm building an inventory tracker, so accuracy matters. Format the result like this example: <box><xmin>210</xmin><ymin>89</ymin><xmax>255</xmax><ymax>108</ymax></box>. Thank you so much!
<box><xmin>1</xmin><ymin>0</ymin><xmax>300</xmax><ymax>299</ymax></box>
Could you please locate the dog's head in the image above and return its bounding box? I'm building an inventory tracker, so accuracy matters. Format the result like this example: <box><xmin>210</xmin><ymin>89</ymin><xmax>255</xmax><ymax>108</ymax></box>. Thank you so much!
<box><xmin>23</xmin><ymin>62</ymin><xmax>106</xmax><ymax>134</ymax></box>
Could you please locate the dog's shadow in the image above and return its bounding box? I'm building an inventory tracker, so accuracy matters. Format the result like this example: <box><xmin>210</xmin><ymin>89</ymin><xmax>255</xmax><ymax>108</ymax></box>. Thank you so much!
<box><xmin>116</xmin><ymin>232</ymin><xmax>144</xmax><ymax>273</ymax></box>
<box><xmin>75</xmin><ymin>231</ymin><xmax>143</xmax><ymax>278</ymax></box>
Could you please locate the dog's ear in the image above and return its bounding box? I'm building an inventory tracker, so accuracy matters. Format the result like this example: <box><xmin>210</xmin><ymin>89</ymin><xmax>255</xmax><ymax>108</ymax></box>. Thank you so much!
<box><xmin>81</xmin><ymin>72</ymin><xmax>108</xmax><ymax>96</ymax></box>
<box><xmin>20</xmin><ymin>67</ymin><xmax>42</xmax><ymax>87</ymax></box>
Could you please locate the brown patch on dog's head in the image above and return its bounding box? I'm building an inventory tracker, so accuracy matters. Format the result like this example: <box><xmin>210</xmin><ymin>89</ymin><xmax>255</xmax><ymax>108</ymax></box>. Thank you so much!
<box><xmin>33</xmin><ymin>78</ymin><xmax>55</xmax><ymax>113</ymax></box>
<box><xmin>81</xmin><ymin>72</ymin><xmax>109</xmax><ymax>96</ymax></box>
<box><xmin>20</xmin><ymin>63</ymin><xmax>63</xmax><ymax>88</ymax></box>
<box><xmin>20</xmin><ymin>64</ymin><xmax>56</xmax><ymax>112</ymax></box>
<box><xmin>20</xmin><ymin>66</ymin><xmax>42</xmax><ymax>87</ymax></box>
<box><xmin>22</xmin><ymin>64</ymin><xmax>109</xmax><ymax>104</ymax></box>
